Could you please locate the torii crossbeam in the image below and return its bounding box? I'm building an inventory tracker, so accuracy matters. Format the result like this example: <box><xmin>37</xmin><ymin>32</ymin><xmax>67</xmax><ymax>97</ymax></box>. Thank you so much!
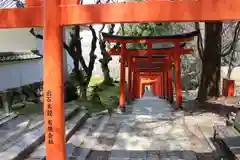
<box><xmin>2</xmin><ymin>0</ymin><xmax>240</xmax><ymax>160</ymax></box>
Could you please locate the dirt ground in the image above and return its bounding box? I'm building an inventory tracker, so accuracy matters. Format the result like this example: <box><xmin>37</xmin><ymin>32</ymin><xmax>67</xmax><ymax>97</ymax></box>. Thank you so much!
<box><xmin>182</xmin><ymin>99</ymin><xmax>240</xmax><ymax>159</ymax></box>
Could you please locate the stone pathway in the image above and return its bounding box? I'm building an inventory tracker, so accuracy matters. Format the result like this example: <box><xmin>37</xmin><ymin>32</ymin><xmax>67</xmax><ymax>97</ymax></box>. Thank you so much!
<box><xmin>68</xmin><ymin>90</ymin><xmax>199</xmax><ymax>160</ymax></box>
<box><xmin>109</xmin><ymin>90</ymin><xmax>197</xmax><ymax>160</ymax></box>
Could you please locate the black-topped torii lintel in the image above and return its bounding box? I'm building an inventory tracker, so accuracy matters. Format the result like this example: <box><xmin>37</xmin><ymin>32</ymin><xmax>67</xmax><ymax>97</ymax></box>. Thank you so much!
<box><xmin>102</xmin><ymin>30</ymin><xmax>199</xmax><ymax>42</ymax></box>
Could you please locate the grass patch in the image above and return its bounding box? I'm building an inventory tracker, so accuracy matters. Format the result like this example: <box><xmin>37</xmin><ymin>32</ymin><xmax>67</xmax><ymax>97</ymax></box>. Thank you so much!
<box><xmin>99</xmin><ymin>83</ymin><xmax>120</xmax><ymax>107</ymax></box>
<box><xmin>12</xmin><ymin>100</ymin><xmax>80</xmax><ymax>115</ymax></box>
<box><xmin>75</xmin><ymin>100</ymin><xmax>105</xmax><ymax>113</ymax></box>
<box><xmin>89</xmin><ymin>76</ymin><xmax>104</xmax><ymax>87</ymax></box>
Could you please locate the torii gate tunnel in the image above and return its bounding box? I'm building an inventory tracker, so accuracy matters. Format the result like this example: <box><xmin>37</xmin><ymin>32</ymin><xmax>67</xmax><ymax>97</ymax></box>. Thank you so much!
<box><xmin>2</xmin><ymin>0</ymin><xmax>240</xmax><ymax>159</ymax></box>
<box><xmin>102</xmin><ymin>31</ymin><xmax>198</xmax><ymax>111</ymax></box>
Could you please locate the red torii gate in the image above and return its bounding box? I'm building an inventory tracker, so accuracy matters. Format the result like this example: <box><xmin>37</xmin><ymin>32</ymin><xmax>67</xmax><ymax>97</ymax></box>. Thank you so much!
<box><xmin>102</xmin><ymin>31</ymin><xmax>198</xmax><ymax>111</ymax></box>
<box><xmin>136</xmin><ymin>66</ymin><xmax>170</xmax><ymax>98</ymax></box>
<box><xmin>133</xmin><ymin>55</ymin><xmax>173</xmax><ymax>100</ymax></box>
<box><xmin>2</xmin><ymin>0</ymin><xmax>240</xmax><ymax>159</ymax></box>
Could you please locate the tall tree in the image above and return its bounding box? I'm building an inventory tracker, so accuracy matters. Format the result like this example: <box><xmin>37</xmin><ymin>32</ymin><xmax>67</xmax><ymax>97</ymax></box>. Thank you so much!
<box><xmin>30</xmin><ymin>25</ymin><xmax>97</xmax><ymax>100</ymax></box>
<box><xmin>95</xmin><ymin>0</ymin><xmax>119</xmax><ymax>85</ymax></box>
<box><xmin>195</xmin><ymin>21</ymin><xmax>240</xmax><ymax>102</ymax></box>
<box><xmin>221</xmin><ymin>22</ymin><xmax>240</xmax><ymax>78</ymax></box>
<box><xmin>98</xmin><ymin>24</ymin><xmax>115</xmax><ymax>85</ymax></box>
<box><xmin>196</xmin><ymin>22</ymin><xmax>222</xmax><ymax>101</ymax></box>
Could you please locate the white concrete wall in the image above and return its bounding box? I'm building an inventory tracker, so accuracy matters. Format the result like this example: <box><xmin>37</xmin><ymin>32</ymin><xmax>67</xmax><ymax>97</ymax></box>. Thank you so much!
<box><xmin>0</xmin><ymin>28</ymin><xmax>43</xmax><ymax>91</ymax></box>
<box><xmin>36</xmin><ymin>28</ymin><xmax>69</xmax><ymax>81</ymax></box>
<box><xmin>0</xmin><ymin>60</ymin><xmax>42</xmax><ymax>91</ymax></box>
<box><xmin>0</xmin><ymin>28</ymin><xmax>37</xmax><ymax>51</ymax></box>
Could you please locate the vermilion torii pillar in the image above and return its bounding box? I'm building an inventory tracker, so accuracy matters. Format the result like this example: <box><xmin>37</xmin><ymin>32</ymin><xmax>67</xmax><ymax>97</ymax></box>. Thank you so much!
<box><xmin>2</xmin><ymin>0</ymin><xmax>236</xmax><ymax>159</ymax></box>
<box><xmin>119</xmin><ymin>43</ymin><xmax>127</xmax><ymax>111</ymax></box>
<box><xmin>128</xmin><ymin>56</ymin><xmax>133</xmax><ymax>101</ymax></box>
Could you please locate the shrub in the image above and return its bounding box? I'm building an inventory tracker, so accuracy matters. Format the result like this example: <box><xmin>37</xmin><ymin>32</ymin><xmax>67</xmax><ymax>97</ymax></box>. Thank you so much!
<box><xmin>64</xmin><ymin>82</ymin><xmax>78</xmax><ymax>102</ymax></box>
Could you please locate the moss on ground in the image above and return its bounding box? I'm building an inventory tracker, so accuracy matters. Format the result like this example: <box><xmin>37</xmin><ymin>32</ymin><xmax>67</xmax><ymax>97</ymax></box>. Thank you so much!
<box><xmin>77</xmin><ymin>81</ymin><xmax>120</xmax><ymax>114</ymax></box>
<box><xmin>12</xmin><ymin>102</ymin><xmax>42</xmax><ymax>115</ymax></box>
<box><xmin>89</xmin><ymin>76</ymin><xmax>104</xmax><ymax>87</ymax></box>
<box><xmin>12</xmin><ymin>76</ymin><xmax>120</xmax><ymax>115</ymax></box>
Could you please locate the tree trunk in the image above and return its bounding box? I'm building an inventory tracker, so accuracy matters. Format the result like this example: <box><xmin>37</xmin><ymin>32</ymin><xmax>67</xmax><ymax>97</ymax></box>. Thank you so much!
<box><xmin>79</xmin><ymin>85</ymin><xmax>87</xmax><ymax>100</ymax></box>
<box><xmin>227</xmin><ymin>51</ymin><xmax>235</xmax><ymax>79</ymax></box>
<box><xmin>98</xmin><ymin>24</ymin><xmax>114</xmax><ymax>86</ymax></box>
<box><xmin>100</xmin><ymin>59</ymin><xmax>113</xmax><ymax>85</ymax></box>
<box><xmin>1</xmin><ymin>92</ymin><xmax>10</xmax><ymax>115</ymax></box>
<box><xmin>197</xmin><ymin>22</ymin><xmax>222</xmax><ymax>102</ymax></box>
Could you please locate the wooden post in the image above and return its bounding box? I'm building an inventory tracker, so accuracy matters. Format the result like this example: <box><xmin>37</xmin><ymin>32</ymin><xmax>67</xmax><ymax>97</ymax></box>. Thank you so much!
<box><xmin>148</xmin><ymin>42</ymin><xmax>152</xmax><ymax>70</ymax></box>
<box><xmin>160</xmin><ymin>72</ymin><xmax>164</xmax><ymax>97</ymax></box>
<box><xmin>132</xmin><ymin>66</ymin><xmax>136</xmax><ymax>99</ymax></box>
<box><xmin>163</xmin><ymin>72</ymin><xmax>166</xmax><ymax>99</ymax></box>
<box><xmin>128</xmin><ymin>57</ymin><xmax>132</xmax><ymax>101</ymax></box>
<box><xmin>43</xmin><ymin>0</ymin><xmax>66</xmax><ymax>159</ymax></box>
<box><xmin>142</xmin><ymin>83</ymin><xmax>145</xmax><ymax>97</ymax></box>
<box><xmin>152</xmin><ymin>82</ymin><xmax>156</xmax><ymax>96</ymax></box>
<box><xmin>228</xmin><ymin>79</ymin><xmax>235</xmax><ymax>96</ymax></box>
<box><xmin>120</xmin><ymin>43</ymin><xmax>126</xmax><ymax>112</ymax></box>
<box><xmin>174</xmin><ymin>44</ymin><xmax>182</xmax><ymax>107</ymax></box>
<box><xmin>223</xmin><ymin>79</ymin><xmax>235</xmax><ymax>96</ymax></box>
<box><xmin>166</xmin><ymin>71</ymin><xmax>169</xmax><ymax>99</ymax></box>
<box><xmin>164</xmin><ymin>71</ymin><xmax>168</xmax><ymax>100</ymax></box>
<box><xmin>140</xmin><ymin>81</ymin><xmax>143</xmax><ymax>97</ymax></box>
<box><xmin>156</xmin><ymin>76</ymin><xmax>161</xmax><ymax>97</ymax></box>
<box><xmin>135</xmin><ymin>72</ymin><xmax>138</xmax><ymax>98</ymax></box>
<box><xmin>136</xmin><ymin>72</ymin><xmax>140</xmax><ymax>98</ymax></box>
<box><xmin>168</xmin><ymin>64</ymin><xmax>173</xmax><ymax>103</ymax></box>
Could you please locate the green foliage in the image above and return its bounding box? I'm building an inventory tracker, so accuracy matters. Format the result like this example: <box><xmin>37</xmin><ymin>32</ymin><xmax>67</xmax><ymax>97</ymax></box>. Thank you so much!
<box><xmin>122</xmin><ymin>21</ymin><xmax>199</xmax><ymax>90</ymax></box>
<box><xmin>121</xmin><ymin>23</ymin><xmax>173</xmax><ymax>49</ymax></box>
<box><xmin>88</xmin><ymin>76</ymin><xmax>104</xmax><ymax>87</ymax></box>
<box><xmin>122</xmin><ymin>23</ymin><xmax>173</xmax><ymax>37</ymax></box>
<box><xmin>76</xmin><ymin>82</ymin><xmax>120</xmax><ymax>114</ymax></box>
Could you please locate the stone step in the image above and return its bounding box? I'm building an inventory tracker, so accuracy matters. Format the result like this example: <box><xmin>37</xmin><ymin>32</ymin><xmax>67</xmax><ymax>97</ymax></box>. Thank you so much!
<box><xmin>73</xmin><ymin>116</ymin><xmax>110</xmax><ymax>160</ymax></box>
<box><xmin>0</xmin><ymin>105</ymin><xmax>81</xmax><ymax>160</ymax></box>
<box><xmin>27</xmin><ymin>110</ymin><xmax>88</xmax><ymax>160</ymax></box>
<box><xmin>66</xmin><ymin>115</ymin><xmax>105</xmax><ymax>159</ymax></box>
<box><xmin>0</xmin><ymin>113</ymin><xmax>18</xmax><ymax>127</ymax></box>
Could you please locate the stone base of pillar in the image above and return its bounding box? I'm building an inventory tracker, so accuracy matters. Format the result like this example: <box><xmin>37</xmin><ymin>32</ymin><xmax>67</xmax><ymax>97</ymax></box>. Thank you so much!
<box><xmin>168</xmin><ymin>98</ymin><xmax>174</xmax><ymax>103</ymax></box>
<box><xmin>127</xmin><ymin>100</ymin><xmax>133</xmax><ymax>105</ymax></box>
<box><xmin>175</xmin><ymin>105</ymin><xmax>183</xmax><ymax>110</ymax></box>
<box><xmin>120</xmin><ymin>106</ymin><xmax>126</xmax><ymax>112</ymax></box>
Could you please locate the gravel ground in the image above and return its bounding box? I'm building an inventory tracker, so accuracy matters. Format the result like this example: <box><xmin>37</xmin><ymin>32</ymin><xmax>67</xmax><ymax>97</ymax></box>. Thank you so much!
<box><xmin>182</xmin><ymin>99</ymin><xmax>237</xmax><ymax>160</ymax></box>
